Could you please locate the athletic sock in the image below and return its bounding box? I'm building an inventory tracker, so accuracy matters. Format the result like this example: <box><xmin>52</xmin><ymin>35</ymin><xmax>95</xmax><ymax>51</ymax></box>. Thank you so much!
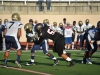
<box><xmin>17</xmin><ymin>55</ymin><xmax>21</xmax><ymax>62</ymax></box>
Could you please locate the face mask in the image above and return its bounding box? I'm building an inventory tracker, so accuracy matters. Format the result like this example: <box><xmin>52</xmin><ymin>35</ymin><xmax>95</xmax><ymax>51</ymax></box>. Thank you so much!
<box><xmin>79</xmin><ymin>24</ymin><xmax>82</xmax><ymax>26</ymax></box>
<box><xmin>86</xmin><ymin>22</ymin><xmax>89</xmax><ymax>25</ymax></box>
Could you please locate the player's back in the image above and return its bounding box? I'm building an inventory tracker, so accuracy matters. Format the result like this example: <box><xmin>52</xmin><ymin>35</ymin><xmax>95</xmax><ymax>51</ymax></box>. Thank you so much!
<box><xmin>42</xmin><ymin>25</ymin><xmax>61</xmax><ymax>41</ymax></box>
<box><xmin>5</xmin><ymin>21</ymin><xmax>22</xmax><ymax>37</ymax></box>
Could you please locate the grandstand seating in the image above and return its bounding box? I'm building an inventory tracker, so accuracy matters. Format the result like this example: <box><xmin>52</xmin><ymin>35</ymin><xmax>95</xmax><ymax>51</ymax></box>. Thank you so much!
<box><xmin>0</xmin><ymin>0</ymin><xmax>100</xmax><ymax>15</ymax></box>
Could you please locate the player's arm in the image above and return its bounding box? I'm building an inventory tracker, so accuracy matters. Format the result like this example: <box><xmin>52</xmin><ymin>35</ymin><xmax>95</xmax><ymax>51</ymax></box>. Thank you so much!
<box><xmin>18</xmin><ymin>23</ymin><xmax>23</xmax><ymax>39</ymax></box>
<box><xmin>3</xmin><ymin>28</ymin><xmax>7</xmax><ymax>38</ymax></box>
<box><xmin>17</xmin><ymin>28</ymin><xmax>21</xmax><ymax>39</ymax></box>
<box><xmin>88</xmin><ymin>34</ymin><xmax>94</xmax><ymax>44</ymax></box>
<box><xmin>3</xmin><ymin>23</ymin><xmax>7</xmax><ymax>37</ymax></box>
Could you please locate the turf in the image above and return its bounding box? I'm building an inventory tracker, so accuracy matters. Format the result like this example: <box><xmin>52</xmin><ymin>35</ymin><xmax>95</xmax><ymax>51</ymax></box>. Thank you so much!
<box><xmin>0</xmin><ymin>50</ymin><xmax>100</xmax><ymax>75</ymax></box>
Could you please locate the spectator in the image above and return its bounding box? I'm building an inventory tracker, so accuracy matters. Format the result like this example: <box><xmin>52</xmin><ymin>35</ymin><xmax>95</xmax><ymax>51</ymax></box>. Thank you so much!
<box><xmin>62</xmin><ymin>18</ymin><xmax>67</xmax><ymax>26</ymax></box>
<box><xmin>64</xmin><ymin>22</ymin><xmax>73</xmax><ymax>50</ymax></box>
<box><xmin>46</xmin><ymin>0</ymin><xmax>51</xmax><ymax>11</ymax></box>
<box><xmin>0</xmin><ymin>19</ymin><xmax>3</xmax><ymax>50</ymax></box>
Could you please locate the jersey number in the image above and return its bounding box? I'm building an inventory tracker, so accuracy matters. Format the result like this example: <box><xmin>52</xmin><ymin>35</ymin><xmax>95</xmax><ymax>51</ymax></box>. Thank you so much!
<box><xmin>47</xmin><ymin>28</ymin><xmax>55</xmax><ymax>35</ymax></box>
<box><xmin>9</xmin><ymin>22</ymin><xmax>14</xmax><ymax>29</ymax></box>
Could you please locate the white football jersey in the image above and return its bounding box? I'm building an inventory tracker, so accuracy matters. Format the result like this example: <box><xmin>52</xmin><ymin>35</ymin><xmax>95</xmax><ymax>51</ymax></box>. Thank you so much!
<box><xmin>51</xmin><ymin>26</ymin><xmax>58</xmax><ymax>32</ymax></box>
<box><xmin>83</xmin><ymin>23</ymin><xmax>92</xmax><ymax>31</ymax></box>
<box><xmin>5</xmin><ymin>21</ymin><xmax>23</xmax><ymax>36</ymax></box>
<box><xmin>76</xmin><ymin>25</ymin><xmax>84</xmax><ymax>35</ymax></box>
<box><xmin>56</xmin><ymin>27</ymin><xmax>63</xmax><ymax>35</ymax></box>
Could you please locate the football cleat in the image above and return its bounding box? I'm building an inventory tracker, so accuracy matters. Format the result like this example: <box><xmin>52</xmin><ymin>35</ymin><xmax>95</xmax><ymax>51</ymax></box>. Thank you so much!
<box><xmin>86</xmin><ymin>58</ymin><xmax>92</xmax><ymax>64</ymax></box>
<box><xmin>26</xmin><ymin>61</ymin><xmax>35</xmax><ymax>66</ymax></box>
<box><xmin>53</xmin><ymin>59</ymin><xmax>59</xmax><ymax>66</ymax></box>
<box><xmin>15</xmin><ymin>61</ymin><xmax>22</xmax><ymax>68</ymax></box>
<box><xmin>68</xmin><ymin>61</ymin><xmax>75</xmax><ymax>67</ymax></box>
<box><xmin>3</xmin><ymin>64</ymin><xmax>8</xmax><ymax>68</ymax></box>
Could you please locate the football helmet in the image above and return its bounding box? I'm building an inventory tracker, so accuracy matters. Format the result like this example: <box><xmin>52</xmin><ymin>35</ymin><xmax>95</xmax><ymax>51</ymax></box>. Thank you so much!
<box><xmin>53</xmin><ymin>22</ymin><xmax>57</xmax><ymax>26</ymax></box>
<box><xmin>4</xmin><ymin>19</ymin><xmax>8</xmax><ymax>24</ymax></box>
<box><xmin>85</xmin><ymin>19</ymin><xmax>90</xmax><ymax>25</ymax></box>
<box><xmin>59</xmin><ymin>22</ymin><xmax>63</xmax><ymax>27</ymax></box>
<box><xmin>43</xmin><ymin>19</ymin><xmax>47</xmax><ymax>24</ymax></box>
<box><xmin>0</xmin><ymin>19</ymin><xmax>2</xmax><ymax>24</ymax></box>
<box><xmin>45</xmin><ymin>19</ymin><xmax>49</xmax><ymax>23</ymax></box>
<box><xmin>0</xmin><ymin>19</ymin><xmax>2</xmax><ymax>22</ymax></box>
<box><xmin>11</xmin><ymin>13</ymin><xmax>21</xmax><ymax>21</ymax></box>
<box><xmin>35</xmin><ymin>23</ymin><xmax>43</xmax><ymax>33</ymax></box>
<box><xmin>78</xmin><ymin>20</ymin><xmax>83</xmax><ymax>26</ymax></box>
<box><xmin>97</xmin><ymin>21</ymin><xmax>100</xmax><ymax>28</ymax></box>
<box><xmin>85</xmin><ymin>19</ymin><xmax>90</xmax><ymax>23</ymax></box>
<box><xmin>24</xmin><ymin>23</ymin><xmax>33</xmax><ymax>32</ymax></box>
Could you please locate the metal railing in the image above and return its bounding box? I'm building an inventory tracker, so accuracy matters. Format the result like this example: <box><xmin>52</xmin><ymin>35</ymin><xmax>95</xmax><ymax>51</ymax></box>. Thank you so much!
<box><xmin>0</xmin><ymin>5</ymin><xmax>100</xmax><ymax>14</ymax></box>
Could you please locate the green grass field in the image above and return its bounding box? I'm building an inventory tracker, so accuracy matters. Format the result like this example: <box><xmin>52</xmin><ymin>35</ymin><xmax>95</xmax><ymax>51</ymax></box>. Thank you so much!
<box><xmin>0</xmin><ymin>50</ymin><xmax>100</xmax><ymax>75</ymax></box>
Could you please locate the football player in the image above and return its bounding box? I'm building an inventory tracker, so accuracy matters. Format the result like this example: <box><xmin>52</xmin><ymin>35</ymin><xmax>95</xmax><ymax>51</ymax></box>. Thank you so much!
<box><xmin>75</xmin><ymin>20</ymin><xmax>84</xmax><ymax>50</ymax></box>
<box><xmin>34</xmin><ymin>23</ymin><xmax>75</xmax><ymax>67</ymax></box>
<box><xmin>82</xmin><ymin>21</ymin><xmax>100</xmax><ymax>64</ymax></box>
<box><xmin>0</xmin><ymin>19</ymin><xmax>3</xmax><ymax>50</ymax></box>
<box><xmin>2</xmin><ymin>19</ymin><xmax>8</xmax><ymax>51</ymax></box>
<box><xmin>72</xmin><ymin>21</ymin><xmax>77</xmax><ymax>50</ymax></box>
<box><xmin>24</xmin><ymin>23</ymin><xmax>59</xmax><ymax>66</ymax></box>
<box><xmin>82</xmin><ymin>19</ymin><xmax>92</xmax><ymax>49</ymax></box>
<box><xmin>3</xmin><ymin>13</ymin><xmax>22</xmax><ymax>68</ymax></box>
<box><xmin>25</xmin><ymin>19</ymin><xmax>34</xmax><ymax>50</ymax></box>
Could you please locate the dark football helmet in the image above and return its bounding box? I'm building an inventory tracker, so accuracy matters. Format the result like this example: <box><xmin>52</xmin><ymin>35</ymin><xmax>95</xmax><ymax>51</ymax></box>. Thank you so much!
<box><xmin>35</xmin><ymin>23</ymin><xmax>43</xmax><ymax>33</ymax></box>
<box><xmin>97</xmin><ymin>21</ymin><xmax>100</xmax><ymax>28</ymax></box>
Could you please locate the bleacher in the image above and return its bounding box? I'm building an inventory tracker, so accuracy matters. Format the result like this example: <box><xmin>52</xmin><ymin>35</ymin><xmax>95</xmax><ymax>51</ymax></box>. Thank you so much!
<box><xmin>0</xmin><ymin>0</ymin><xmax>100</xmax><ymax>15</ymax></box>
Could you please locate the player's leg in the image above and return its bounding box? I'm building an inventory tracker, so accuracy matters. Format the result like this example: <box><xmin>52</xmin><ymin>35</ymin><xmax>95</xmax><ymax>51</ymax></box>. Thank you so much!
<box><xmin>4</xmin><ymin>36</ymin><xmax>11</xmax><ymax>67</ymax></box>
<box><xmin>82</xmin><ymin>39</ymin><xmax>91</xmax><ymax>64</ymax></box>
<box><xmin>42</xmin><ymin>40</ymin><xmax>59</xmax><ymax>66</ymax></box>
<box><xmin>75</xmin><ymin>35</ymin><xmax>79</xmax><ymax>49</ymax></box>
<box><xmin>65</xmin><ymin>37</ymin><xmax>68</xmax><ymax>49</ymax></box>
<box><xmin>0</xmin><ymin>34</ymin><xmax>3</xmax><ymax>50</ymax></box>
<box><xmin>55</xmin><ymin>36</ymin><xmax>75</xmax><ymax>67</ymax></box>
<box><xmin>86</xmin><ymin>42</ymin><xmax>97</xmax><ymax>64</ymax></box>
<box><xmin>26</xmin><ymin>44</ymin><xmax>40</xmax><ymax>66</ymax></box>
<box><xmin>57</xmin><ymin>46</ymin><xmax>75</xmax><ymax>67</ymax></box>
<box><xmin>13</xmin><ymin>36</ymin><xmax>22</xmax><ymax>67</ymax></box>
<box><xmin>80</xmin><ymin>35</ymin><xmax>83</xmax><ymax>50</ymax></box>
<box><xmin>2</xmin><ymin>37</ymin><xmax>6</xmax><ymax>51</ymax></box>
<box><xmin>72</xmin><ymin>35</ymin><xmax>75</xmax><ymax>50</ymax></box>
<box><xmin>25</xmin><ymin>37</ymin><xmax>30</xmax><ymax>50</ymax></box>
<box><xmin>82</xmin><ymin>50</ymin><xmax>89</xmax><ymax>64</ymax></box>
<box><xmin>68</xmin><ymin>37</ymin><xmax>72</xmax><ymax>50</ymax></box>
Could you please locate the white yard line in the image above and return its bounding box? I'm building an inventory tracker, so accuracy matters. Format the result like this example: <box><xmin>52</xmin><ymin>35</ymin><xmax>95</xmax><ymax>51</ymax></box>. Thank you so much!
<box><xmin>0</xmin><ymin>65</ymin><xmax>52</xmax><ymax>75</ymax></box>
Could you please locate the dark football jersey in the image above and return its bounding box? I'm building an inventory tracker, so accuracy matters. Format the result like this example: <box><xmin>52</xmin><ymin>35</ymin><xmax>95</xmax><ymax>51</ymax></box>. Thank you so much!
<box><xmin>35</xmin><ymin>25</ymin><xmax>61</xmax><ymax>44</ymax></box>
